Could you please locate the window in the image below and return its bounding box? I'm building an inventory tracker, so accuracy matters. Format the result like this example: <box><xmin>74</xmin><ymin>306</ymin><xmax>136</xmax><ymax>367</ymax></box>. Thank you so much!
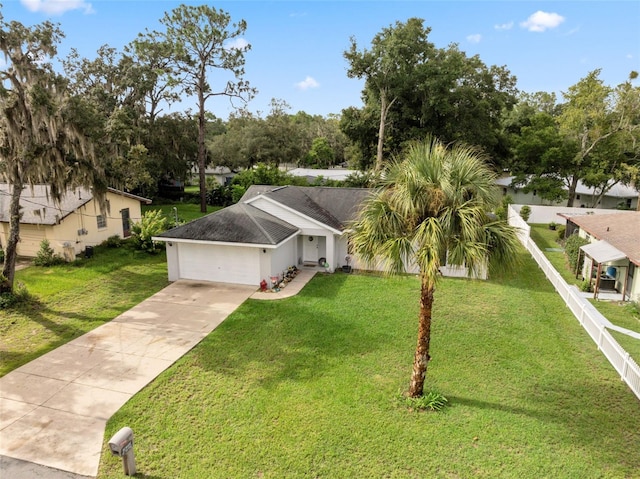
<box><xmin>121</xmin><ymin>208</ymin><xmax>131</xmax><ymax>237</ymax></box>
<box><xmin>97</xmin><ymin>214</ymin><xmax>107</xmax><ymax>229</ymax></box>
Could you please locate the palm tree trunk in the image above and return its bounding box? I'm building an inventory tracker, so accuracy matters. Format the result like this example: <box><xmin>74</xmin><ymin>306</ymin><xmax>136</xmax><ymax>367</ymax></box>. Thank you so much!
<box><xmin>408</xmin><ymin>275</ymin><xmax>434</xmax><ymax>397</ymax></box>
<box><xmin>1</xmin><ymin>181</ymin><xmax>23</xmax><ymax>293</ymax></box>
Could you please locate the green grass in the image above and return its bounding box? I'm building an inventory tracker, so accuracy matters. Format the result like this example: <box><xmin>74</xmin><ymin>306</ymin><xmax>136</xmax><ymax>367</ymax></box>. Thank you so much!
<box><xmin>529</xmin><ymin>224</ymin><xmax>579</xmax><ymax>286</ymax></box>
<box><xmin>142</xmin><ymin>202</ymin><xmax>220</xmax><ymax>223</ymax></box>
<box><xmin>530</xmin><ymin>223</ymin><xmax>639</xmax><ymax>319</ymax></box>
<box><xmin>0</xmin><ymin>244</ymin><xmax>169</xmax><ymax>376</ymax></box>
<box><xmin>98</xmin><ymin>250</ymin><xmax>640</xmax><ymax>478</ymax></box>
<box><xmin>592</xmin><ymin>301</ymin><xmax>640</xmax><ymax>361</ymax></box>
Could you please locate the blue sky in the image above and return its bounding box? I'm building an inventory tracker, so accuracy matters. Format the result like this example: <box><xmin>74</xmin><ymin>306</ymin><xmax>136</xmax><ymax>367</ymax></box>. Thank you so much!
<box><xmin>2</xmin><ymin>1</ymin><xmax>639</xmax><ymax>119</ymax></box>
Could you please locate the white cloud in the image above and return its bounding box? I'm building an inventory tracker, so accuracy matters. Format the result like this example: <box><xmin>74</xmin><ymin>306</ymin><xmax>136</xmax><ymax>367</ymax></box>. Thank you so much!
<box><xmin>224</xmin><ymin>38</ymin><xmax>249</xmax><ymax>51</ymax></box>
<box><xmin>520</xmin><ymin>11</ymin><xmax>565</xmax><ymax>32</ymax></box>
<box><xmin>494</xmin><ymin>21</ymin><xmax>514</xmax><ymax>31</ymax></box>
<box><xmin>466</xmin><ymin>34</ymin><xmax>482</xmax><ymax>44</ymax></box>
<box><xmin>295</xmin><ymin>76</ymin><xmax>319</xmax><ymax>91</ymax></box>
<box><xmin>627</xmin><ymin>54</ymin><xmax>634</xmax><ymax>59</ymax></box>
<box><xmin>21</xmin><ymin>0</ymin><xmax>94</xmax><ymax>15</ymax></box>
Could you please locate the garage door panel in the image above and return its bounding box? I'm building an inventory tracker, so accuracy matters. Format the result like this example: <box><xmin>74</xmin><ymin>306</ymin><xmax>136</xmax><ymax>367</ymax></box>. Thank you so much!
<box><xmin>177</xmin><ymin>243</ymin><xmax>259</xmax><ymax>285</ymax></box>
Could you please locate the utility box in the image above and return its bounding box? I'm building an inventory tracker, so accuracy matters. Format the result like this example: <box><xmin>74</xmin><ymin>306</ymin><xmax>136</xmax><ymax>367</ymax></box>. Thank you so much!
<box><xmin>108</xmin><ymin>427</ymin><xmax>136</xmax><ymax>476</ymax></box>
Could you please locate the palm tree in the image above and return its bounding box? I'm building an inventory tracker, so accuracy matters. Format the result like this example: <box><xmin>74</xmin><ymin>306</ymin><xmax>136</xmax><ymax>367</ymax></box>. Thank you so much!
<box><xmin>1</xmin><ymin>17</ymin><xmax>104</xmax><ymax>293</ymax></box>
<box><xmin>349</xmin><ymin>136</ymin><xmax>520</xmax><ymax>397</ymax></box>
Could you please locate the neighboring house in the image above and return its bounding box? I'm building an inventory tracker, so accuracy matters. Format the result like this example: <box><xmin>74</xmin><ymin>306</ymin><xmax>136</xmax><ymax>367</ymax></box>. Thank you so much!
<box><xmin>191</xmin><ymin>166</ymin><xmax>236</xmax><ymax>186</ymax></box>
<box><xmin>154</xmin><ymin>185</ymin><xmax>487</xmax><ymax>287</ymax></box>
<box><xmin>496</xmin><ymin>176</ymin><xmax>638</xmax><ymax>210</ymax></box>
<box><xmin>286</xmin><ymin>168</ymin><xmax>357</xmax><ymax>183</ymax></box>
<box><xmin>0</xmin><ymin>184</ymin><xmax>151</xmax><ymax>260</ymax></box>
<box><xmin>560</xmin><ymin>211</ymin><xmax>640</xmax><ymax>302</ymax></box>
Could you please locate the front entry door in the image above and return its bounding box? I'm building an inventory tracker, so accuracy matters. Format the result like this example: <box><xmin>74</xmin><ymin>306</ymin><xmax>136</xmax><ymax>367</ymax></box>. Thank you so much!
<box><xmin>303</xmin><ymin>236</ymin><xmax>318</xmax><ymax>264</ymax></box>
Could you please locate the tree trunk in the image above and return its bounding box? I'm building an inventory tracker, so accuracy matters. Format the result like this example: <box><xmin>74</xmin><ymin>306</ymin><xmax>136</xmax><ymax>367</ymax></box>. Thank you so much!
<box><xmin>566</xmin><ymin>175</ymin><xmax>580</xmax><ymax>207</ymax></box>
<box><xmin>408</xmin><ymin>275</ymin><xmax>434</xmax><ymax>397</ymax></box>
<box><xmin>374</xmin><ymin>90</ymin><xmax>396</xmax><ymax>174</ymax></box>
<box><xmin>375</xmin><ymin>93</ymin><xmax>387</xmax><ymax>174</ymax></box>
<box><xmin>1</xmin><ymin>181</ymin><xmax>23</xmax><ymax>293</ymax></box>
<box><xmin>197</xmin><ymin>85</ymin><xmax>207</xmax><ymax>213</ymax></box>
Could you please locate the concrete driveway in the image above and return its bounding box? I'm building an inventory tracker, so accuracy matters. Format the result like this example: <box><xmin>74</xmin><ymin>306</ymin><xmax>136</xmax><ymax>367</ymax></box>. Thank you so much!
<box><xmin>0</xmin><ymin>280</ymin><xmax>255</xmax><ymax>478</ymax></box>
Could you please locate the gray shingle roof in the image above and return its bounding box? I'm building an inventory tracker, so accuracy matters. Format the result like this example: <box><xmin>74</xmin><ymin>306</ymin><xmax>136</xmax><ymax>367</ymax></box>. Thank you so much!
<box><xmin>243</xmin><ymin>185</ymin><xmax>371</xmax><ymax>230</ymax></box>
<box><xmin>157</xmin><ymin>203</ymin><xmax>299</xmax><ymax>245</ymax></box>
<box><xmin>0</xmin><ymin>184</ymin><xmax>151</xmax><ymax>225</ymax></box>
<box><xmin>0</xmin><ymin>184</ymin><xmax>93</xmax><ymax>225</ymax></box>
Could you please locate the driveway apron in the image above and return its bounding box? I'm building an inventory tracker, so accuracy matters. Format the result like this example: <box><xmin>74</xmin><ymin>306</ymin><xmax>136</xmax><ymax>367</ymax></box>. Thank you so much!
<box><xmin>0</xmin><ymin>280</ymin><xmax>255</xmax><ymax>478</ymax></box>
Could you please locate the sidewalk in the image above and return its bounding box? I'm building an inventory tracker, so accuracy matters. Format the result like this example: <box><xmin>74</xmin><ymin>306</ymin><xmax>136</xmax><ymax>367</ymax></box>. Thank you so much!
<box><xmin>250</xmin><ymin>268</ymin><xmax>317</xmax><ymax>300</ymax></box>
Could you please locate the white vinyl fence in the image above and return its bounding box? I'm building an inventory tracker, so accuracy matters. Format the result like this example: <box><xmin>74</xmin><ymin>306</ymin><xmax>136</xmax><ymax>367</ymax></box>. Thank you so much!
<box><xmin>508</xmin><ymin>206</ymin><xmax>640</xmax><ymax>401</ymax></box>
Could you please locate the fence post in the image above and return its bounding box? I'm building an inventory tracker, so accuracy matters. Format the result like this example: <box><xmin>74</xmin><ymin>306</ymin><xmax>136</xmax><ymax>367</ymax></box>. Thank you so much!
<box><xmin>597</xmin><ymin>325</ymin><xmax>605</xmax><ymax>351</ymax></box>
<box><xmin>621</xmin><ymin>352</ymin><xmax>630</xmax><ymax>381</ymax></box>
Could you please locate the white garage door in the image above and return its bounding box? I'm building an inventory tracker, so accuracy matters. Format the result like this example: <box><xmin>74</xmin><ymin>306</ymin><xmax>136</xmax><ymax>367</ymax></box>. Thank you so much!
<box><xmin>177</xmin><ymin>243</ymin><xmax>260</xmax><ymax>285</ymax></box>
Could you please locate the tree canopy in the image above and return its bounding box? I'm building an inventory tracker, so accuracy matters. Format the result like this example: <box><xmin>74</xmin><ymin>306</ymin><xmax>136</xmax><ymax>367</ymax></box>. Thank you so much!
<box><xmin>144</xmin><ymin>4</ymin><xmax>255</xmax><ymax>212</ymax></box>
<box><xmin>0</xmin><ymin>15</ymin><xmax>104</xmax><ymax>292</ymax></box>
<box><xmin>505</xmin><ymin>71</ymin><xmax>640</xmax><ymax>207</ymax></box>
<box><xmin>344</xmin><ymin>18</ymin><xmax>517</xmax><ymax>172</ymax></box>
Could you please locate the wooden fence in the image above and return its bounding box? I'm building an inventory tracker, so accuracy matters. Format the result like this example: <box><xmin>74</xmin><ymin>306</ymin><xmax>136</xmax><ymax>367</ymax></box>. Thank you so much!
<box><xmin>508</xmin><ymin>206</ymin><xmax>640</xmax><ymax>401</ymax></box>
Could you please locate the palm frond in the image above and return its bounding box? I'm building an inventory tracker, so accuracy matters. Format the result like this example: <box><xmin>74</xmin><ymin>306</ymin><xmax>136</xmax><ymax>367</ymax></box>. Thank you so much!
<box><xmin>349</xmin><ymin>135</ymin><xmax>519</xmax><ymax>282</ymax></box>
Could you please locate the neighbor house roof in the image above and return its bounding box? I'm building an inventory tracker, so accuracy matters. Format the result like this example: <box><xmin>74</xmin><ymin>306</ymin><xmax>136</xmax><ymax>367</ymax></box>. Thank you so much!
<box><xmin>0</xmin><ymin>184</ymin><xmax>151</xmax><ymax>225</ymax></box>
<box><xmin>567</xmin><ymin>212</ymin><xmax>640</xmax><ymax>266</ymax></box>
<box><xmin>496</xmin><ymin>176</ymin><xmax>639</xmax><ymax>198</ymax></box>
<box><xmin>287</xmin><ymin>168</ymin><xmax>357</xmax><ymax>182</ymax></box>
<box><xmin>157</xmin><ymin>203</ymin><xmax>299</xmax><ymax>245</ymax></box>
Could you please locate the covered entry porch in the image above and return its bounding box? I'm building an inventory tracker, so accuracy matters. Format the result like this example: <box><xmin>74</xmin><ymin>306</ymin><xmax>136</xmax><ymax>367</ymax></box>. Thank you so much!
<box><xmin>580</xmin><ymin>240</ymin><xmax>631</xmax><ymax>301</ymax></box>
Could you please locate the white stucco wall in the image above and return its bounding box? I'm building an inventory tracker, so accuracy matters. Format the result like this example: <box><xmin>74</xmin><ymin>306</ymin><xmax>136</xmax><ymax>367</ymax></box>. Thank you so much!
<box><xmin>512</xmin><ymin>204</ymin><xmax>636</xmax><ymax>225</ymax></box>
<box><xmin>268</xmin><ymin>237</ymin><xmax>298</xmax><ymax>281</ymax></box>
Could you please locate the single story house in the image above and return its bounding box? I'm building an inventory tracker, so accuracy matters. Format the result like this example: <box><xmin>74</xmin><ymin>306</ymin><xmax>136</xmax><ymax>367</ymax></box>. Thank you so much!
<box><xmin>155</xmin><ymin>185</ymin><xmax>368</xmax><ymax>286</ymax></box>
<box><xmin>559</xmin><ymin>211</ymin><xmax>640</xmax><ymax>302</ymax></box>
<box><xmin>191</xmin><ymin>165</ymin><xmax>236</xmax><ymax>186</ymax></box>
<box><xmin>154</xmin><ymin>185</ymin><xmax>487</xmax><ymax>287</ymax></box>
<box><xmin>496</xmin><ymin>176</ymin><xmax>638</xmax><ymax>210</ymax></box>
<box><xmin>286</xmin><ymin>168</ymin><xmax>357</xmax><ymax>183</ymax></box>
<box><xmin>0</xmin><ymin>184</ymin><xmax>151</xmax><ymax>260</ymax></box>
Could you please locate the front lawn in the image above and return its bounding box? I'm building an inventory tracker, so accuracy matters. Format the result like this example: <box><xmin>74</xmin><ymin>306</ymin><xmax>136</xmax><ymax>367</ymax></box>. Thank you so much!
<box><xmin>99</xmin><ymin>250</ymin><xmax>640</xmax><ymax>478</ymax></box>
<box><xmin>0</xmin><ymin>244</ymin><xmax>169</xmax><ymax>376</ymax></box>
